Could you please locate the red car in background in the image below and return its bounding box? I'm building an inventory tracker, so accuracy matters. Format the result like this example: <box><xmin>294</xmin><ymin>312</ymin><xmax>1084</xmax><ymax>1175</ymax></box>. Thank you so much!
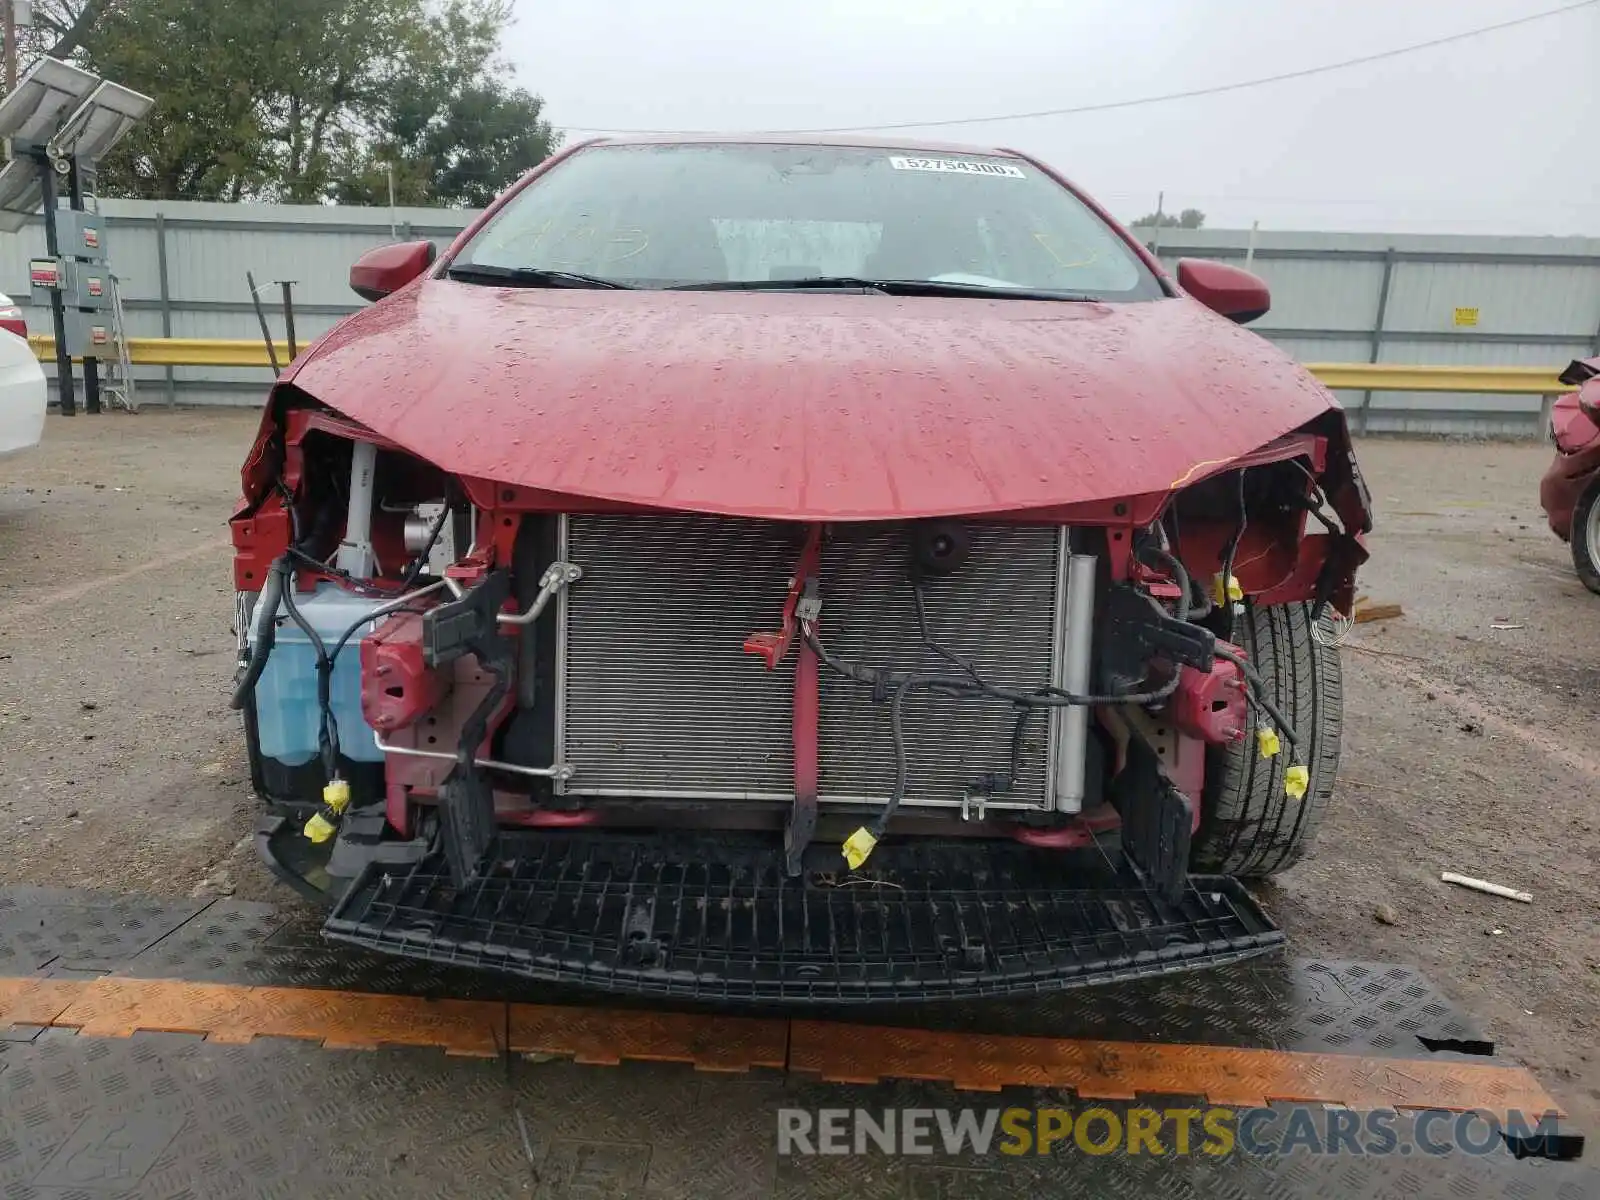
<box><xmin>1540</xmin><ymin>358</ymin><xmax>1600</xmax><ymax>595</ymax></box>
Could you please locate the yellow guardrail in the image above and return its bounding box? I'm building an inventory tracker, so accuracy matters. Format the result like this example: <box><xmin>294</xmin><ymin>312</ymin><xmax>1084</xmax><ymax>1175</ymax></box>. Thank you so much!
<box><xmin>30</xmin><ymin>335</ymin><xmax>290</xmax><ymax>367</ymax></box>
<box><xmin>26</xmin><ymin>336</ymin><xmax>1576</xmax><ymax>394</ymax></box>
<box><xmin>1303</xmin><ymin>363</ymin><xmax>1572</xmax><ymax>394</ymax></box>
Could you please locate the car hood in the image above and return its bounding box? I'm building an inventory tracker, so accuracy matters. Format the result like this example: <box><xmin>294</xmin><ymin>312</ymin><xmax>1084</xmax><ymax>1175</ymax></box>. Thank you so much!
<box><xmin>282</xmin><ymin>281</ymin><xmax>1340</xmax><ymax>520</ymax></box>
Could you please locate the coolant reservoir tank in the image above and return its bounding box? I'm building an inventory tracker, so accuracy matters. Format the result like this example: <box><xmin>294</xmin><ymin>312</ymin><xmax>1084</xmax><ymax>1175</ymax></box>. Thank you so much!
<box><xmin>250</xmin><ymin>582</ymin><xmax>390</xmax><ymax>767</ymax></box>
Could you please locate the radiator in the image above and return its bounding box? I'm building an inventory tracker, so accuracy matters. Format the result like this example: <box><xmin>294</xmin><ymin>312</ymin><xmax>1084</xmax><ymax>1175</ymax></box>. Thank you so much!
<box><xmin>555</xmin><ymin>514</ymin><xmax>1069</xmax><ymax>812</ymax></box>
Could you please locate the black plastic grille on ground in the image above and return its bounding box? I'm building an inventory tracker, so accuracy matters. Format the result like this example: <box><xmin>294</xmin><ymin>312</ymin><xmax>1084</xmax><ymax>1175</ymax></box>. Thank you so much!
<box><xmin>324</xmin><ymin>833</ymin><xmax>1282</xmax><ymax>1003</ymax></box>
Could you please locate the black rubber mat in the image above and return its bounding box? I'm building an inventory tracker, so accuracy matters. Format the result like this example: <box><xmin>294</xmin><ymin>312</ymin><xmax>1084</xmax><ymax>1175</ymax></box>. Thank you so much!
<box><xmin>323</xmin><ymin>831</ymin><xmax>1283</xmax><ymax>1003</ymax></box>
<box><xmin>0</xmin><ymin>885</ymin><xmax>1591</xmax><ymax>1198</ymax></box>
<box><xmin>0</xmin><ymin>886</ymin><xmax>1483</xmax><ymax>1056</ymax></box>
<box><xmin>0</xmin><ymin>1031</ymin><xmax>1591</xmax><ymax>1199</ymax></box>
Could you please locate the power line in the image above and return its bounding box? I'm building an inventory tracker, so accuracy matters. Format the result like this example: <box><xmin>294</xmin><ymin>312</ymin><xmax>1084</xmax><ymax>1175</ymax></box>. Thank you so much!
<box><xmin>560</xmin><ymin>0</ymin><xmax>1597</xmax><ymax>136</ymax></box>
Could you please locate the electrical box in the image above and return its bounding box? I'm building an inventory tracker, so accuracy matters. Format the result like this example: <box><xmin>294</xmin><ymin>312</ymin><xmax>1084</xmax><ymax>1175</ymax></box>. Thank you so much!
<box><xmin>28</xmin><ymin>257</ymin><xmax>62</xmax><ymax>295</ymax></box>
<box><xmin>71</xmin><ymin>266</ymin><xmax>108</xmax><ymax>311</ymax></box>
<box><xmin>54</xmin><ymin>209</ymin><xmax>107</xmax><ymax>263</ymax></box>
<box><xmin>64</xmin><ymin>310</ymin><xmax>115</xmax><ymax>360</ymax></box>
<box><xmin>29</xmin><ymin>258</ymin><xmax>107</xmax><ymax>310</ymax></box>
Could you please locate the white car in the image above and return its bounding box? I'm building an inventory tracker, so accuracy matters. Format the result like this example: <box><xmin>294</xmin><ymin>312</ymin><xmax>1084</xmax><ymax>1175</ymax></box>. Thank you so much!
<box><xmin>0</xmin><ymin>296</ymin><xmax>45</xmax><ymax>458</ymax></box>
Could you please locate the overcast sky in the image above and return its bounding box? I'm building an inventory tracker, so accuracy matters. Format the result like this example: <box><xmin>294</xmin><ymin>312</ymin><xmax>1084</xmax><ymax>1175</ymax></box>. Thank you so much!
<box><xmin>501</xmin><ymin>0</ymin><xmax>1599</xmax><ymax>236</ymax></box>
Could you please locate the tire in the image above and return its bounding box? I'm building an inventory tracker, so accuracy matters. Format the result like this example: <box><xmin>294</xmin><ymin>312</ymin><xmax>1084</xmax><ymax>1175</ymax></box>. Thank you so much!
<box><xmin>1571</xmin><ymin>481</ymin><xmax>1600</xmax><ymax>596</ymax></box>
<box><xmin>1189</xmin><ymin>601</ymin><xmax>1343</xmax><ymax>879</ymax></box>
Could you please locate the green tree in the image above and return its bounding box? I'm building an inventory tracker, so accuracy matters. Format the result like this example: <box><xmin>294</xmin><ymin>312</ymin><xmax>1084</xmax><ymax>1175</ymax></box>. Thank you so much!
<box><xmin>332</xmin><ymin>1</ymin><xmax>558</xmax><ymax>206</ymax></box>
<box><xmin>46</xmin><ymin>0</ymin><xmax>555</xmax><ymax>205</ymax></box>
<box><xmin>1130</xmin><ymin>207</ymin><xmax>1206</xmax><ymax>229</ymax></box>
<box><xmin>16</xmin><ymin>0</ymin><xmax>111</xmax><ymax>61</ymax></box>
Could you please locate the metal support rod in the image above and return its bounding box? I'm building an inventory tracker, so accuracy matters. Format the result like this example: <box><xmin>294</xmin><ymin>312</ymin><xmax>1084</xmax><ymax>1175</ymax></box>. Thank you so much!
<box><xmin>374</xmin><ymin>731</ymin><xmax>571</xmax><ymax>780</ymax></box>
<box><xmin>1054</xmin><ymin>552</ymin><xmax>1098</xmax><ymax>814</ymax></box>
<box><xmin>1358</xmin><ymin>246</ymin><xmax>1397</xmax><ymax>436</ymax></box>
<box><xmin>3</xmin><ymin>0</ymin><xmax>15</xmax><ymax>92</ymax></box>
<box><xmin>387</xmin><ymin>163</ymin><xmax>397</xmax><ymax>239</ymax></box>
<box><xmin>279</xmin><ymin>280</ymin><xmax>298</xmax><ymax>360</ymax></box>
<box><xmin>154</xmin><ymin>211</ymin><xmax>175</xmax><ymax>406</ymax></box>
<box><xmin>68</xmin><ymin>160</ymin><xmax>100</xmax><ymax>414</ymax></box>
<box><xmin>245</xmin><ymin>270</ymin><xmax>281</xmax><ymax>377</ymax></box>
<box><xmin>334</xmin><ymin>439</ymin><xmax>378</xmax><ymax>578</ymax></box>
<box><xmin>38</xmin><ymin>157</ymin><xmax>76</xmax><ymax>416</ymax></box>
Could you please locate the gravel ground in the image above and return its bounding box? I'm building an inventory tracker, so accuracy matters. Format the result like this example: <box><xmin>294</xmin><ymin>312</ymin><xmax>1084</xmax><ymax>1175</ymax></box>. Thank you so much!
<box><xmin>2</xmin><ymin>411</ymin><xmax>1596</xmax><ymax>1125</ymax></box>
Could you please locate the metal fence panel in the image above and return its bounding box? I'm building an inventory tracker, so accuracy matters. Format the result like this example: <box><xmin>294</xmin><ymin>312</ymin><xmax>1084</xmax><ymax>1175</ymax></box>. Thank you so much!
<box><xmin>1383</xmin><ymin>261</ymin><xmax>1600</xmax><ymax>339</ymax></box>
<box><xmin>5</xmin><ymin>199</ymin><xmax>1597</xmax><ymax>432</ymax></box>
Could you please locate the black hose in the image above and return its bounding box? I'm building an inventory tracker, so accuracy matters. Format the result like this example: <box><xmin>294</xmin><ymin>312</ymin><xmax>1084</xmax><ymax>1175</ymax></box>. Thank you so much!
<box><xmin>867</xmin><ymin>679</ymin><xmax>915</xmax><ymax>837</ymax></box>
<box><xmin>229</xmin><ymin>556</ymin><xmax>289</xmax><ymax>710</ymax></box>
<box><xmin>1213</xmin><ymin>643</ymin><xmax>1299</xmax><ymax>747</ymax></box>
<box><xmin>280</xmin><ymin>574</ymin><xmax>340</xmax><ymax>773</ymax></box>
<box><xmin>329</xmin><ymin>601</ymin><xmax>429</xmax><ymax>665</ymax></box>
<box><xmin>1135</xmin><ymin>542</ymin><xmax>1193</xmax><ymax>624</ymax></box>
<box><xmin>285</xmin><ymin>546</ymin><xmax>397</xmax><ymax>598</ymax></box>
<box><xmin>806</xmin><ymin>605</ymin><xmax>1182</xmax><ymax>715</ymax></box>
<box><xmin>807</xmin><ymin>553</ymin><xmax>1211</xmax><ymax>853</ymax></box>
<box><xmin>277</xmin><ymin>482</ymin><xmax>302</xmax><ymax>550</ymax></box>
<box><xmin>970</xmin><ymin>700</ymin><xmax>1044</xmax><ymax>799</ymax></box>
<box><xmin>1140</xmin><ymin>536</ymin><xmax>1304</xmax><ymax>750</ymax></box>
<box><xmin>810</xmin><ymin>541</ymin><xmax>1309</xmax><ymax>858</ymax></box>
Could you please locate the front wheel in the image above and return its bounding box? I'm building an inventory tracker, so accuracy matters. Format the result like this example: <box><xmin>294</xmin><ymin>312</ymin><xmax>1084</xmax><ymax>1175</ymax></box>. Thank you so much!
<box><xmin>1189</xmin><ymin>601</ymin><xmax>1343</xmax><ymax>880</ymax></box>
<box><xmin>1571</xmin><ymin>481</ymin><xmax>1600</xmax><ymax>596</ymax></box>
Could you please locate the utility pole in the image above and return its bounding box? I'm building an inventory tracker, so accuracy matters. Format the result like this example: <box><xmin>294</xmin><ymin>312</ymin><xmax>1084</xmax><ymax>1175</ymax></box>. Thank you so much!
<box><xmin>67</xmin><ymin>158</ymin><xmax>99</xmax><ymax>413</ymax></box>
<box><xmin>38</xmin><ymin>155</ymin><xmax>76</xmax><ymax>415</ymax></box>
<box><xmin>1149</xmin><ymin>190</ymin><xmax>1165</xmax><ymax>259</ymax></box>
<box><xmin>4</xmin><ymin>0</ymin><xmax>18</xmax><ymax>93</ymax></box>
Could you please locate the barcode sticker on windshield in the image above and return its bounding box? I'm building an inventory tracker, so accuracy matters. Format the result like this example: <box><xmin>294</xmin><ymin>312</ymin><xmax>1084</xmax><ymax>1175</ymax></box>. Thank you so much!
<box><xmin>888</xmin><ymin>156</ymin><xmax>1025</xmax><ymax>179</ymax></box>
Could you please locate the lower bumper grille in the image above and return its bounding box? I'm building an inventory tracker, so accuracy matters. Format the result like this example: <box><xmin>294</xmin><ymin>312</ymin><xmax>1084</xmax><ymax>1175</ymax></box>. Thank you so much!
<box><xmin>323</xmin><ymin>832</ymin><xmax>1283</xmax><ymax>1003</ymax></box>
<box><xmin>557</xmin><ymin>515</ymin><xmax>1066</xmax><ymax>810</ymax></box>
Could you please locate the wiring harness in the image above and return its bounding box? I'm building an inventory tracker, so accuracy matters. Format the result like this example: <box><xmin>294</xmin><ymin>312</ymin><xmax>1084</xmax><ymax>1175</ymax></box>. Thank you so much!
<box><xmin>801</xmin><ymin>535</ymin><xmax>1302</xmax><ymax>869</ymax></box>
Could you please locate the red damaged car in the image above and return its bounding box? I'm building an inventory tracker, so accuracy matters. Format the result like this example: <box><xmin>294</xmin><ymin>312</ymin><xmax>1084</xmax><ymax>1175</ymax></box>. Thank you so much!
<box><xmin>1540</xmin><ymin>358</ymin><xmax>1600</xmax><ymax>595</ymax></box>
<box><xmin>231</xmin><ymin>136</ymin><xmax>1370</xmax><ymax>1001</ymax></box>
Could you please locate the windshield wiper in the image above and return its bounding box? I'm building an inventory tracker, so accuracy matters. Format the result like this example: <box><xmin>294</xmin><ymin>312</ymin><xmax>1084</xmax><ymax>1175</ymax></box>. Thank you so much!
<box><xmin>446</xmin><ymin>264</ymin><xmax>634</xmax><ymax>289</ymax></box>
<box><xmin>670</xmin><ymin>277</ymin><xmax>1099</xmax><ymax>302</ymax></box>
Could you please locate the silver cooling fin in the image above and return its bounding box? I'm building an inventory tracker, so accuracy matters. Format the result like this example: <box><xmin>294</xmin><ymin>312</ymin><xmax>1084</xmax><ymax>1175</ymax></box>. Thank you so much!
<box><xmin>549</xmin><ymin>515</ymin><xmax>1095</xmax><ymax>816</ymax></box>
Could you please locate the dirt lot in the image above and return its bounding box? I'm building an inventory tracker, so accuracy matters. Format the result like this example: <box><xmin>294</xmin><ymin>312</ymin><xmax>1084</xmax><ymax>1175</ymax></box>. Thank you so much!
<box><xmin>2</xmin><ymin>411</ymin><xmax>1597</xmax><ymax>1126</ymax></box>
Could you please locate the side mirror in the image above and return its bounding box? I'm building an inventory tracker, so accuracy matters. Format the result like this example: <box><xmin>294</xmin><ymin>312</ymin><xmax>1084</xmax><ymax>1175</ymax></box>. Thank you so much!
<box><xmin>350</xmin><ymin>240</ymin><xmax>437</xmax><ymax>302</ymax></box>
<box><xmin>1176</xmin><ymin>258</ymin><xmax>1270</xmax><ymax>324</ymax></box>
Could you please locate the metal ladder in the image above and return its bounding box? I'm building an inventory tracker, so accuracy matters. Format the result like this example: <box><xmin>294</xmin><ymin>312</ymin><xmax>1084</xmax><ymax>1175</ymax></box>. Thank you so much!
<box><xmin>101</xmin><ymin>272</ymin><xmax>137</xmax><ymax>412</ymax></box>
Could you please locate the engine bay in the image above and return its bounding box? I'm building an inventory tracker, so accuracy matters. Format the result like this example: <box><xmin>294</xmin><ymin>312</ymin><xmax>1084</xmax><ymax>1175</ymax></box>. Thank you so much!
<box><xmin>230</xmin><ymin>399</ymin><xmax>1367</xmax><ymax>894</ymax></box>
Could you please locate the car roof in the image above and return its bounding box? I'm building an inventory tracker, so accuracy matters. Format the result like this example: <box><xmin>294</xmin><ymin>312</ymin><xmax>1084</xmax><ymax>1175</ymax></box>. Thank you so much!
<box><xmin>580</xmin><ymin>132</ymin><xmax>1020</xmax><ymax>157</ymax></box>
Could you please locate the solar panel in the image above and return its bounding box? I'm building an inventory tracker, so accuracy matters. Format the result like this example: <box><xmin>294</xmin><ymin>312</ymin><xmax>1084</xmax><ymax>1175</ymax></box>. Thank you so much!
<box><xmin>48</xmin><ymin>80</ymin><xmax>155</xmax><ymax>164</ymax></box>
<box><xmin>0</xmin><ymin>56</ymin><xmax>98</xmax><ymax>145</ymax></box>
<box><xmin>0</xmin><ymin>158</ymin><xmax>43</xmax><ymax>231</ymax></box>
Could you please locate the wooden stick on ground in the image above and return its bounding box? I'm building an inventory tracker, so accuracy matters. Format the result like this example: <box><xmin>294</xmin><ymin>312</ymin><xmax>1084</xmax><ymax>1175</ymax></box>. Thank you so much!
<box><xmin>1441</xmin><ymin>871</ymin><xmax>1533</xmax><ymax>903</ymax></box>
